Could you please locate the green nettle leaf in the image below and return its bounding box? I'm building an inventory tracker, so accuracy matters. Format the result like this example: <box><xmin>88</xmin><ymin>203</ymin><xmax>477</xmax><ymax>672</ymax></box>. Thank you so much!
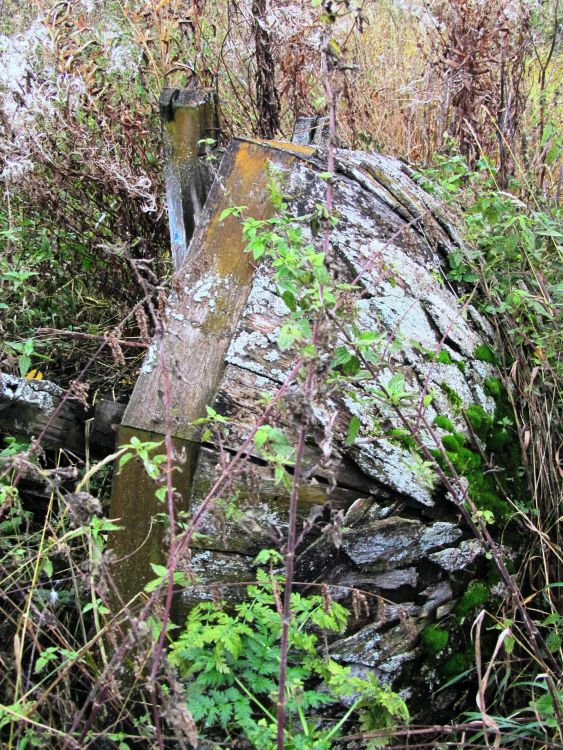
<box><xmin>219</xmin><ymin>206</ymin><xmax>247</xmax><ymax>222</ymax></box>
<box><xmin>331</xmin><ymin>346</ymin><xmax>352</xmax><ymax>367</ymax></box>
<box><xmin>41</xmin><ymin>557</ymin><xmax>53</xmax><ymax>579</ymax></box>
<box><xmin>155</xmin><ymin>487</ymin><xmax>168</xmax><ymax>503</ymax></box>
<box><xmin>277</xmin><ymin>323</ymin><xmax>301</xmax><ymax>350</ymax></box>
<box><xmin>345</xmin><ymin>416</ymin><xmax>361</xmax><ymax>446</ymax></box>
<box><xmin>254</xmin><ymin>425</ymin><xmax>272</xmax><ymax>448</ymax></box>
<box><xmin>545</xmin><ymin>629</ymin><xmax>562</xmax><ymax>654</ymax></box>
<box><xmin>274</xmin><ymin>465</ymin><xmax>286</xmax><ymax>485</ymax></box>
<box><xmin>282</xmin><ymin>290</ymin><xmax>297</xmax><ymax>311</ymax></box>
<box><xmin>254</xmin><ymin>548</ymin><xmax>283</xmax><ymax>566</ymax></box>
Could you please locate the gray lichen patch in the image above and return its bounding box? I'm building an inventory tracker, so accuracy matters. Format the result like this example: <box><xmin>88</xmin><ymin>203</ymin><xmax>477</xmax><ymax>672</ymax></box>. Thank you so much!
<box><xmin>0</xmin><ymin>373</ymin><xmax>58</xmax><ymax>411</ymax></box>
<box><xmin>378</xmin><ymin>242</ymin><xmax>441</xmax><ymax>298</ymax></box>
<box><xmin>351</xmin><ymin>439</ymin><xmax>435</xmax><ymax>507</ymax></box>
<box><xmin>341</xmin><ymin>516</ymin><xmax>461</xmax><ymax>569</ymax></box>
<box><xmin>244</xmin><ymin>268</ymin><xmax>291</xmax><ymax>319</ymax></box>
<box><xmin>429</xmin><ymin>539</ymin><xmax>484</xmax><ymax>572</ymax></box>
<box><xmin>139</xmin><ymin>340</ymin><xmax>158</xmax><ymax>375</ymax></box>
<box><xmin>467</xmin><ymin>304</ymin><xmax>496</xmax><ymax>339</ymax></box>
<box><xmin>226</xmin><ymin>329</ymin><xmax>275</xmax><ymax>373</ymax></box>
<box><xmin>413</xmin><ymin>361</ymin><xmax>476</xmax><ymax>415</ymax></box>
<box><xmin>330</xmin><ymin>617</ymin><xmax>420</xmax><ymax>669</ymax></box>
<box><xmin>422</xmin><ymin>292</ymin><xmax>481</xmax><ymax>357</ymax></box>
<box><xmin>371</xmin><ymin>285</ymin><xmax>439</xmax><ymax>352</ymax></box>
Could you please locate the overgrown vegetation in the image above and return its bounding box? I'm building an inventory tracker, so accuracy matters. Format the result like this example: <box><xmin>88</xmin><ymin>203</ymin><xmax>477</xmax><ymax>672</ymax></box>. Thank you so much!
<box><xmin>1</xmin><ymin>0</ymin><xmax>561</xmax><ymax>749</ymax></box>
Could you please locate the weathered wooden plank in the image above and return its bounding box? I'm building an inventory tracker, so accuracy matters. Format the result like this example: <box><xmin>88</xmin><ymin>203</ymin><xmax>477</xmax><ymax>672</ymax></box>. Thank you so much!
<box><xmin>109</xmin><ymin>426</ymin><xmax>198</xmax><ymax>601</ymax></box>
<box><xmin>111</xmin><ymin>138</ymin><xmax>316</xmax><ymax>600</ymax></box>
<box><xmin>191</xmin><ymin>445</ymin><xmax>367</xmax><ymax>555</ymax></box>
<box><xmin>160</xmin><ymin>88</ymin><xmax>220</xmax><ymax>270</ymax></box>
<box><xmin>0</xmin><ymin>373</ymin><xmax>124</xmax><ymax>457</ymax></box>
<box><xmin>121</xmin><ymin>138</ymin><xmax>314</xmax><ymax>439</ymax></box>
<box><xmin>210</xmin><ymin>364</ymin><xmax>387</xmax><ymax>496</ymax></box>
<box><xmin>292</xmin><ymin>115</ymin><xmax>329</xmax><ymax>146</ymax></box>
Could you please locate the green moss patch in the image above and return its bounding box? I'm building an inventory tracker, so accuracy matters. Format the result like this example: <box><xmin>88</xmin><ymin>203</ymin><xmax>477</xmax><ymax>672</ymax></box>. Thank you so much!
<box><xmin>421</xmin><ymin>624</ymin><xmax>449</xmax><ymax>656</ymax></box>
<box><xmin>442</xmin><ymin>649</ymin><xmax>473</xmax><ymax>678</ymax></box>
<box><xmin>465</xmin><ymin>404</ymin><xmax>493</xmax><ymax>440</ymax></box>
<box><xmin>434</xmin><ymin>415</ymin><xmax>455</xmax><ymax>432</ymax></box>
<box><xmin>484</xmin><ymin>377</ymin><xmax>502</xmax><ymax>399</ymax></box>
<box><xmin>474</xmin><ymin>344</ymin><xmax>497</xmax><ymax>364</ymax></box>
<box><xmin>455</xmin><ymin>581</ymin><xmax>489</xmax><ymax>619</ymax></box>
<box><xmin>436</xmin><ymin>349</ymin><xmax>453</xmax><ymax>365</ymax></box>
<box><xmin>440</xmin><ymin>382</ymin><xmax>463</xmax><ymax>411</ymax></box>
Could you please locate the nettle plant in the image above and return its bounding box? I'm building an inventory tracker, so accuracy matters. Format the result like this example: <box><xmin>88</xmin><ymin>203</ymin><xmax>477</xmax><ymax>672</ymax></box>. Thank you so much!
<box><xmin>415</xmin><ymin>154</ymin><xmax>562</xmax><ymax>377</ymax></box>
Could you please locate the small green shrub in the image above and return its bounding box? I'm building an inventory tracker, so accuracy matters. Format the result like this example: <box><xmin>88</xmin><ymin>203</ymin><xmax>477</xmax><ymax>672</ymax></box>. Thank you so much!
<box><xmin>168</xmin><ymin>571</ymin><xmax>409</xmax><ymax>749</ymax></box>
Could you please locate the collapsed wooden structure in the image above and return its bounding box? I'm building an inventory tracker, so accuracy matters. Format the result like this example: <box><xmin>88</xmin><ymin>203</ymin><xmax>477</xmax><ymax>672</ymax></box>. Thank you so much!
<box><xmin>0</xmin><ymin>89</ymin><xmax>501</xmax><ymax>701</ymax></box>
<box><xmin>107</xmin><ymin>89</ymin><xmax>500</xmax><ymax>697</ymax></box>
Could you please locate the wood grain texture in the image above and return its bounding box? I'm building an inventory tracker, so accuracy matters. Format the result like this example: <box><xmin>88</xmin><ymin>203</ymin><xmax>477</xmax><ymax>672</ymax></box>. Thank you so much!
<box><xmin>122</xmin><ymin>138</ymin><xmax>314</xmax><ymax>441</ymax></box>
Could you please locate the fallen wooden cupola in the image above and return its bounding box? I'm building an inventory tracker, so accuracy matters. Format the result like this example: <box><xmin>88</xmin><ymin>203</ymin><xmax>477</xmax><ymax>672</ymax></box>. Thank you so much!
<box><xmin>109</xmin><ymin>88</ymin><xmax>501</xmax><ymax>699</ymax></box>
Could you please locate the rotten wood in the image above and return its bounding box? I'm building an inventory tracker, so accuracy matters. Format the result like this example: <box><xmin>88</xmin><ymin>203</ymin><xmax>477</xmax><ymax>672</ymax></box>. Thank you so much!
<box><xmin>109</xmin><ymin>110</ymin><xmax>504</xmax><ymax>703</ymax></box>
<box><xmin>0</xmin><ymin>373</ymin><xmax>124</xmax><ymax>457</ymax></box>
<box><xmin>160</xmin><ymin>87</ymin><xmax>220</xmax><ymax>270</ymax></box>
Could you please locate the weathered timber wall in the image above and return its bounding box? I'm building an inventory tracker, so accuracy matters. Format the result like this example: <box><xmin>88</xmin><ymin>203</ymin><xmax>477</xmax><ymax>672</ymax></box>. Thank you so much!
<box><xmin>0</xmin><ymin>373</ymin><xmax>124</xmax><ymax>457</ymax></box>
<box><xmin>110</xmin><ymin>135</ymin><xmax>501</xmax><ymax>704</ymax></box>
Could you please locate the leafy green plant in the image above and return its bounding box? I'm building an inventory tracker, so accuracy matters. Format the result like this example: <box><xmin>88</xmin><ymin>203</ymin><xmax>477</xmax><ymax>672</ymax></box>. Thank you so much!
<box><xmin>168</xmin><ymin>568</ymin><xmax>409</xmax><ymax>749</ymax></box>
<box><xmin>416</xmin><ymin>155</ymin><xmax>562</xmax><ymax>376</ymax></box>
<box><xmin>3</xmin><ymin>338</ymin><xmax>37</xmax><ymax>377</ymax></box>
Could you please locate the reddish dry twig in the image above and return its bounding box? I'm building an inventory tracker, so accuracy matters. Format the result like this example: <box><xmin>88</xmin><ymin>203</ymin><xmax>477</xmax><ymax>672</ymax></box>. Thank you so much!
<box><xmin>36</xmin><ymin>328</ymin><xmax>148</xmax><ymax>348</ymax></box>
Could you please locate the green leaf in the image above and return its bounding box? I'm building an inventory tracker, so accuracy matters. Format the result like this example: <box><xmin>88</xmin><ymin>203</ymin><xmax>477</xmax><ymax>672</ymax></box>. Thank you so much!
<box><xmin>155</xmin><ymin>487</ymin><xmax>167</xmax><ymax>503</ymax></box>
<box><xmin>545</xmin><ymin>630</ymin><xmax>561</xmax><ymax>653</ymax></box>
<box><xmin>219</xmin><ymin>206</ymin><xmax>247</xmax><ymax>222</ymax></box>
<box><xmin>41</xmin><ymin>557</ymin><xmax>53</xmax><ymax>579</ymax></box>
<box><xmin>345</xmin><ymin>416</ymin><xmax>361</xmax><ymax>446</ymax></box>
<box><xmin>254</xmin><ymin>425</ymin><xmax>272</xmax><ymax>448</ymax></box>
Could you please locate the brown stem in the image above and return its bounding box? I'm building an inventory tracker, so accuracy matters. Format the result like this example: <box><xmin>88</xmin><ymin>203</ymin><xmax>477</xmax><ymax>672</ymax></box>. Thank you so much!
<box><xmin>275</xmin><ymin>424</ymin><xmax>306</xmax><ymax>749</ymax></box>
<box><xmin>36</xmin><ymin>328</ymin><xmax>147</xmax><ymax>348</ymax></box>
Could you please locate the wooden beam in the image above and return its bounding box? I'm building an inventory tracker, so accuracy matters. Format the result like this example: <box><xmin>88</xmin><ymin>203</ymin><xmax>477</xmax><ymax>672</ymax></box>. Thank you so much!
<box><xmin>0</xmin><ymin>373</ymin><xmax>124</xmax><ymax>457</ymax></box>
<box><xmin>160</xmin><ymin>88</ymin><xmax>220</xmax><ymax>270</ymax></box>
<box><xmin>110</xmin><ymin>137</ymin><xmax>315</xmax><ymax>601</ymax></box>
